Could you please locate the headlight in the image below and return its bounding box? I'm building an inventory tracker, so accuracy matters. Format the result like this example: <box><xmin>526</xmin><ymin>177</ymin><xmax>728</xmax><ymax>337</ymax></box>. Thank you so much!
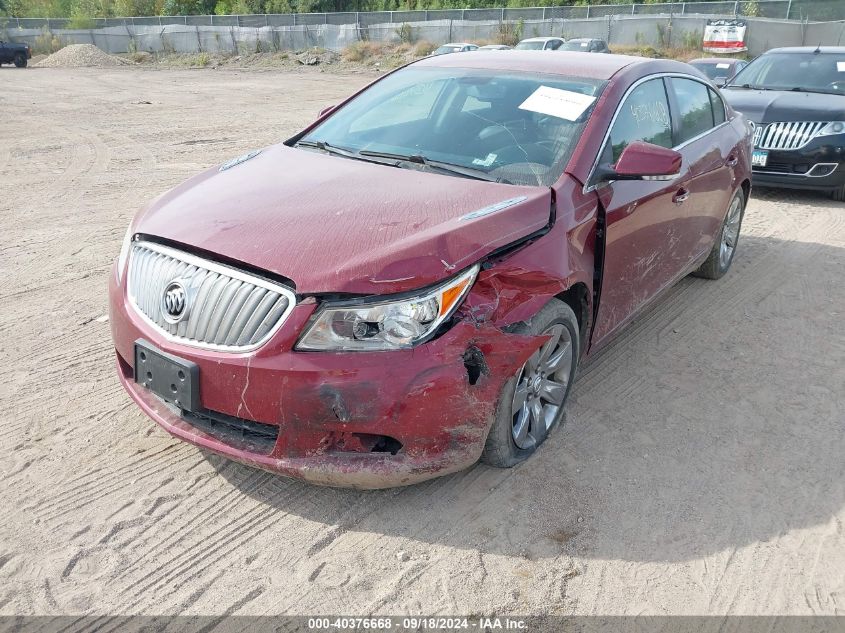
<box><xmin>116</xmin><ymin>225</ymin><xmax>134</xmax><ymax>282</ymax></box>
<box><xmin>817</xmin><ymin>121</ymin><xmax>845</xmax><ymax>137</ymax></box>
<box><xmin>296</xmin><ymin>265</ymin><xmax>479</xmax><ymax>351</ymax></box>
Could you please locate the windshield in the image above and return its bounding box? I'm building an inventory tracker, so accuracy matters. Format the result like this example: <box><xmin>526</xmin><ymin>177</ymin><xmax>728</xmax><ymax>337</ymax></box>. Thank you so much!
<box><xmin>297</xmin><ymin>67</ymin><xmax>606</xmax><ymax>187</ymax></box>
<box><xmin>515</xmin><ymin>41</ymin><xmax>545</xmax><ymax>50</ymax></box>
<box><xmin>562</xmin><ymin>41</ymin><xmax>589</xmax><ymax>51</ymax></box>
<box><xmin>433</xmin><ymin>46</ymin><xmax>461</xmax><ymax>55</ymax></box>
<box><xmin>691</xmin><ymin>61</ymin><xmax>733</xmax><ymax>80</ymax></box>
<box><xmin>728</xmin><ymin>52</ymin><xmax>845</xmax><ymax>94</ymax></box>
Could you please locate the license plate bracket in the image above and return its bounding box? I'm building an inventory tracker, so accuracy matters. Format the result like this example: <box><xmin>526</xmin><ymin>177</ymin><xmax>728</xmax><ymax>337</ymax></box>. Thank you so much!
<box><xmin>751</xmin><ymin>149</ymin><xmax>769</xmax><ymax>168</ymax></box>
<box><xmin>134</xmin><ymin>339</ymin><xmax>199</xmax><ymax>412</ymax></box>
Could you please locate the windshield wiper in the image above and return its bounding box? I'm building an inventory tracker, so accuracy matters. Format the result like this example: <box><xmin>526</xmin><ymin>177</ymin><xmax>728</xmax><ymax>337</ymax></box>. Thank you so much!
<box><xmin>358</xmin><ymin>150</ymin><xmax>511</xmax><ymax>184</ymax></box>
<box><xmin>295</xmin><ymin>140</ymin><xmax>410</xmax><ymax>168</ymax></box>
<box><xmin>788</xmin><ymin>86</ymin><xmax>839</xmax><ymax>95</ymax></box>
<box><xmin>726</xmin><ymin>83</ymin><xmax>772</xmax><ymax>90</ymax></box>
<box><xmin>295</xmin><ymin>139</ymin><xmax>358</xmax><ymax>158</ymax></box>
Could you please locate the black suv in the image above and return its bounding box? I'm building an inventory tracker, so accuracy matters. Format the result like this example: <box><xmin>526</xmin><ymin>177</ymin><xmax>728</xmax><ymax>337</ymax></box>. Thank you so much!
<box><xmin>721</xmin><ymin>46</ymin><xmax>845</xmax><ymax>200</ymax></box>
<box><xmin>0</xmin><ymin>40</ymin><xmax>32</xmax><ymax>68</ymax></box>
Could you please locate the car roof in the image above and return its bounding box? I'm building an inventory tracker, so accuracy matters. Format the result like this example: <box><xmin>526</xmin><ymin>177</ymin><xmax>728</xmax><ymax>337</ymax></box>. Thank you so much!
<box><xmin>439</xmin><ymin>42</ymin><xmax>472</xmax><ymax>47</ymax></box>
<box><xmin>762</xmin><ymin>46</ymin><xmax>845</xmax><ymax>54</ymax></box>
<box><xmin>414</xmin><ymin>50</ymin><xmax>677</xmax><ymax>80</ymax></box>
<box><xmin>520</xmin><ymin>37</ymin><xmax>562</xmax><ymax>42</ymax></box>
<box><xmin>568</xmin><ymin>38</ymin><xmax>600</xmax><ymax>42</ymax></box>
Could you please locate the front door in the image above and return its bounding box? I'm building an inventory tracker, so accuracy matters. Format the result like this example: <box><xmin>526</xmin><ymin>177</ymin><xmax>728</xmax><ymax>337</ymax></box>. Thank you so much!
<box><xmin>591</xmin><ymin>77</ymin><xmax>692</xmax><ymax>346</ymax></box>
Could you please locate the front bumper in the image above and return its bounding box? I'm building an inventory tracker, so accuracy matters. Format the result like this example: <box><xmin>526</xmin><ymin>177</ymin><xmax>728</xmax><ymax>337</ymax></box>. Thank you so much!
<box><xmin>752</xmin><ymin>139</ymin><xmax>845</xmax><ymax>193</ymax></box>
<box><xmin>109</xmin><ymin>265</ymin><xmax>537</xmax><ymax>488</ymax></box>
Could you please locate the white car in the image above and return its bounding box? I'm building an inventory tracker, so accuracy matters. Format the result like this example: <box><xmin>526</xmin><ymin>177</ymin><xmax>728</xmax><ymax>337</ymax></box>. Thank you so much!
<box><xmin>432</xmin><ymin>43</ymin><xmax>478</xmax><ymax>55</ymax></box>
<box><xmin>514</xmin><ymin>37</ymin><xmax>565</xmax><ymax>51</ymax></box>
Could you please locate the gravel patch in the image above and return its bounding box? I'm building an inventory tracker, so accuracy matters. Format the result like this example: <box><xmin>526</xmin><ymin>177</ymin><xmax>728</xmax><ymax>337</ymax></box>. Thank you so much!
<box><xmin>35</xmin><ymin>44</ymin><xmax>130</xmax><ymax>68</ymax></box>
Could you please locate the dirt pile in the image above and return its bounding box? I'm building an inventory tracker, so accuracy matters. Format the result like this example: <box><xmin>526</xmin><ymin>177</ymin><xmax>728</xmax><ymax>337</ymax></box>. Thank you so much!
<box><xmin>35</xmin><ymin>43</ymin><xmax>130</xmax><ymax>68</ymax></box>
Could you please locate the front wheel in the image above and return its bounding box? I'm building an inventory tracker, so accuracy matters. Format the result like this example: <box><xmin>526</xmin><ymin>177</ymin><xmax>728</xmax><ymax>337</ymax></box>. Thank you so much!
<box><xmin>481</xmin><ymin>299</ymin><xmax>580</xmax><ymax>468</ymax></box>
<box><xmin>692</xmin><ymin>188</ymin><xmax>745</xmax><ymax>280</ymax></box>
<box><xmin>14</xmin><ymin>53</ymin><xmax>27</xmax><ymax>68</ymax></box>
<box><xmin>831</xmin><ymin>184</ymin><xmax>845</xmax><ymax>202</ymax></box>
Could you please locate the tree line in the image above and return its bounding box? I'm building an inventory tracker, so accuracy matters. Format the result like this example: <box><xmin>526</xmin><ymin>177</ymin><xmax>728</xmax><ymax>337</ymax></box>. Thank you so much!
<box><xmin>4</xmin><ymin>0</ymin><xmax>676</xmax><ymax>21</ymax></box>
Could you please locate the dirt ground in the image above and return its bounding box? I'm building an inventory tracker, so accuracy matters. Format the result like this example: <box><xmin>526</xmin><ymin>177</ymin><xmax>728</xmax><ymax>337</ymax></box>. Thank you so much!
<box><xmin>1</xmin><ymin>67</ymin><xmax>843</xmax><ymax>617</ymax></box>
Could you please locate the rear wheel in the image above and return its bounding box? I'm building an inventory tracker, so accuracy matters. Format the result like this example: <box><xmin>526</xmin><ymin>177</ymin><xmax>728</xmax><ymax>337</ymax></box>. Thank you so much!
<box><xmin>481</xmin><ymin>299</ymin><xmax>579</xmax><ymax>468</ymax></box>
<box><xmin>692</xmin><ymin>188</ymin><xmax>745</xmax><ymax>280</ymax></box>
<box><xmin>14</xmin><ymin>53</ymin><xmax>27</xmax><ymax>68</ymax></box>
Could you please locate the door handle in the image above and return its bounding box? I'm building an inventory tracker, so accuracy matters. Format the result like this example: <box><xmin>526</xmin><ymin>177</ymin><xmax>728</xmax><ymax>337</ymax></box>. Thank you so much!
<box><xmin>672</xmin><ymin>188</ymin><xmax>690</xmax><ymax>204</ymax></box>
<box><xmin>726</xmin><ymin>154</ymin><xmax>739</xmax><ymax>167</ymax></box>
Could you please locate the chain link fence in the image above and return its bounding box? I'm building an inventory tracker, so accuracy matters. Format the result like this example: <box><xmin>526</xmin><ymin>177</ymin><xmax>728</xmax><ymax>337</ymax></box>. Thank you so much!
<box><xmin>3</xmin><ymin>0</ymin><xmax>844</xmax><ymax>31</ymax></box>
<box><xmin>3</xmin><ymin>15</ymin><xmax>843</xmax><ymax>57</ymax></box>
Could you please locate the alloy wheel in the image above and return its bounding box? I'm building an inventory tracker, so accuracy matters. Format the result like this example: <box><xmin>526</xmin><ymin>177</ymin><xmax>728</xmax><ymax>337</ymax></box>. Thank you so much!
<box><xmin>511</xmin><ymin>324</ymin><xmax>573</xmax><ymax>450</ymax></box>
<box><xmin>719</xmin><ymin>195</ymin><xmax>743</xmax><ymax>269</ymax></box>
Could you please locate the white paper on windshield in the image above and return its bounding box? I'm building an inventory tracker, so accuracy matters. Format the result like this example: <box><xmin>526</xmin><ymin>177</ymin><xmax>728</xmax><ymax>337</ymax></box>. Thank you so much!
<box><xmin>581</xmin><ymin>42</ymin><xmax>589</xmax><ymax>47</ymax></box>
<box><xmin>716</xmin><ymin>63</ymin><xmax>730</xmax><ymax>69</ymax></box>
<box><xmin>472</xmin><ymin>153</ymin><xmax>497</xmax><ymax>167</ymax></box>
<box><xmin>519</xmin><ymin>86</ymin><xmax>596</xmax><ymax>121</ymax></box>
<box><xmin>838</xmin><ymin>61</ymin><xmax>845</xmax><ymax>72</ymax></box>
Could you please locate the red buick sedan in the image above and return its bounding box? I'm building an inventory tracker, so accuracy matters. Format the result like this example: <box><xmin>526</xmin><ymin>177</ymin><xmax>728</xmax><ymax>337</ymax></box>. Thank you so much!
<box><xmin>110</xmin><ymin>52</ymin><xmax>752</xmax><ymax>488</ymax></box>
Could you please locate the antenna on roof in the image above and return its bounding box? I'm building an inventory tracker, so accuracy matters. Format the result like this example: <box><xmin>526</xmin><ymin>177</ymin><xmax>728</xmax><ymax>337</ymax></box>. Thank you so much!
<box><xmin>813</xmin><ymin>43</ymin><xmax>821</xmax><ymax>53</ymax></box>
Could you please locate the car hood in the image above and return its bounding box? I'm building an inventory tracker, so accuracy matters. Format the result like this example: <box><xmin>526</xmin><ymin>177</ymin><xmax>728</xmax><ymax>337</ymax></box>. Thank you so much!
<box><xmin>135</xmin><ymin>144</ymin><xmax>553</xmax><ymax>295</ymax></box>
<box><xmin>721</xmin><ymin>88</ymin><xmax>845</xmax><ymax>123</ymax></box>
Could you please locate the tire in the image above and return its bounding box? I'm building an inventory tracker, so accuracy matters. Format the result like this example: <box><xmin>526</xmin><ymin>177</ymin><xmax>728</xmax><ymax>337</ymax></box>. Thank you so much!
<box><xmin>692</xmin><ymin>188</ymin><xmax>745</xmax><ymax>280</ymax></box>
<box><xmin>831</xmin><ymin>185</ymin><xmax>845</xmax><ymax>202</ymax></box>
<box><xmin>14</xmin><ymin>53</ymin><xmax>27</xmax><ymax>68</ymax></box>
<box><xmin>481</xmin><ymin>298</ymin><xmax>580</xmax><ymax>468</ymax></box>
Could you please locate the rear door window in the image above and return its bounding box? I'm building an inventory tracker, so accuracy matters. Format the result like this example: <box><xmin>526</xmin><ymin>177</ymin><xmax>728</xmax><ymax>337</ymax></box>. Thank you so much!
<box><xmin>608</xmin><ymin>78</ymin><xmax>673</xmax><ymax>162</ymax></box>
<box><xmin>709</xmin><ymin>88</ymin><xmax>726</xmax><ymax>125</ymax></box>
<box><xmin>670</xmin><ymin>77</ymin><xmax>716</xmax><ymax>144</ymax></box>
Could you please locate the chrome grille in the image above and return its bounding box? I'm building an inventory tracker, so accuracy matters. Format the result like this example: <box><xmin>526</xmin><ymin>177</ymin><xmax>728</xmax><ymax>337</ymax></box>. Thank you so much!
<box><xmin>754</xmin><ymin>121</ymin><xmax>826</xmax><ymax>151</ymax></box>
<box><xmin>127</xmin><ymin>241</ymin><xmax>296</xmax><ymax>351</ymax></box>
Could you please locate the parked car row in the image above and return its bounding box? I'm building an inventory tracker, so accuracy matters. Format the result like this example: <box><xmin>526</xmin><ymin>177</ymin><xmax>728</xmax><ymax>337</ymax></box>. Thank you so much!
<box><xmin>434</xmin><ymin>37</ymin><xmax>611</xmax><ymax>55</ymax></box>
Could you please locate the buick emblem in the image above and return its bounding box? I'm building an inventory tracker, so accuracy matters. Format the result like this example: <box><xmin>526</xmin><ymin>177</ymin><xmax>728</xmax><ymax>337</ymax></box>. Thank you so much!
<box><xmin>161</xmin><ymin>280</ymin><xmax>188</xmax><ymax>324</ymax></box>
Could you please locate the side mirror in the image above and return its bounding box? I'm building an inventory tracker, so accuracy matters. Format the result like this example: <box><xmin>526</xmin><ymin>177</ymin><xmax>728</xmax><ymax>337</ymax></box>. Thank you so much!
<box><xmin>318</xmin><ymin>104</ymin><xmax>336</xmax><ymax>118</ymax></box>
<box><xmin>596</xmin><ymin>141</ymin><xmax>682</xmax><ymax>183</ymax></box>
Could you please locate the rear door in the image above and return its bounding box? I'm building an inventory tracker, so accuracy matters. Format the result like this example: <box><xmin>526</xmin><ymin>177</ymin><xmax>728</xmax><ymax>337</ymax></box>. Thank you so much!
<box><xmin>666</xmin><ymin>77</ymin><xmax>735</xmax><ymax>259</ymax></box>
<box><xmin>591</xmin><ymin>77</ymin><xmax>694</xmax><ymax>346</ymax></box>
